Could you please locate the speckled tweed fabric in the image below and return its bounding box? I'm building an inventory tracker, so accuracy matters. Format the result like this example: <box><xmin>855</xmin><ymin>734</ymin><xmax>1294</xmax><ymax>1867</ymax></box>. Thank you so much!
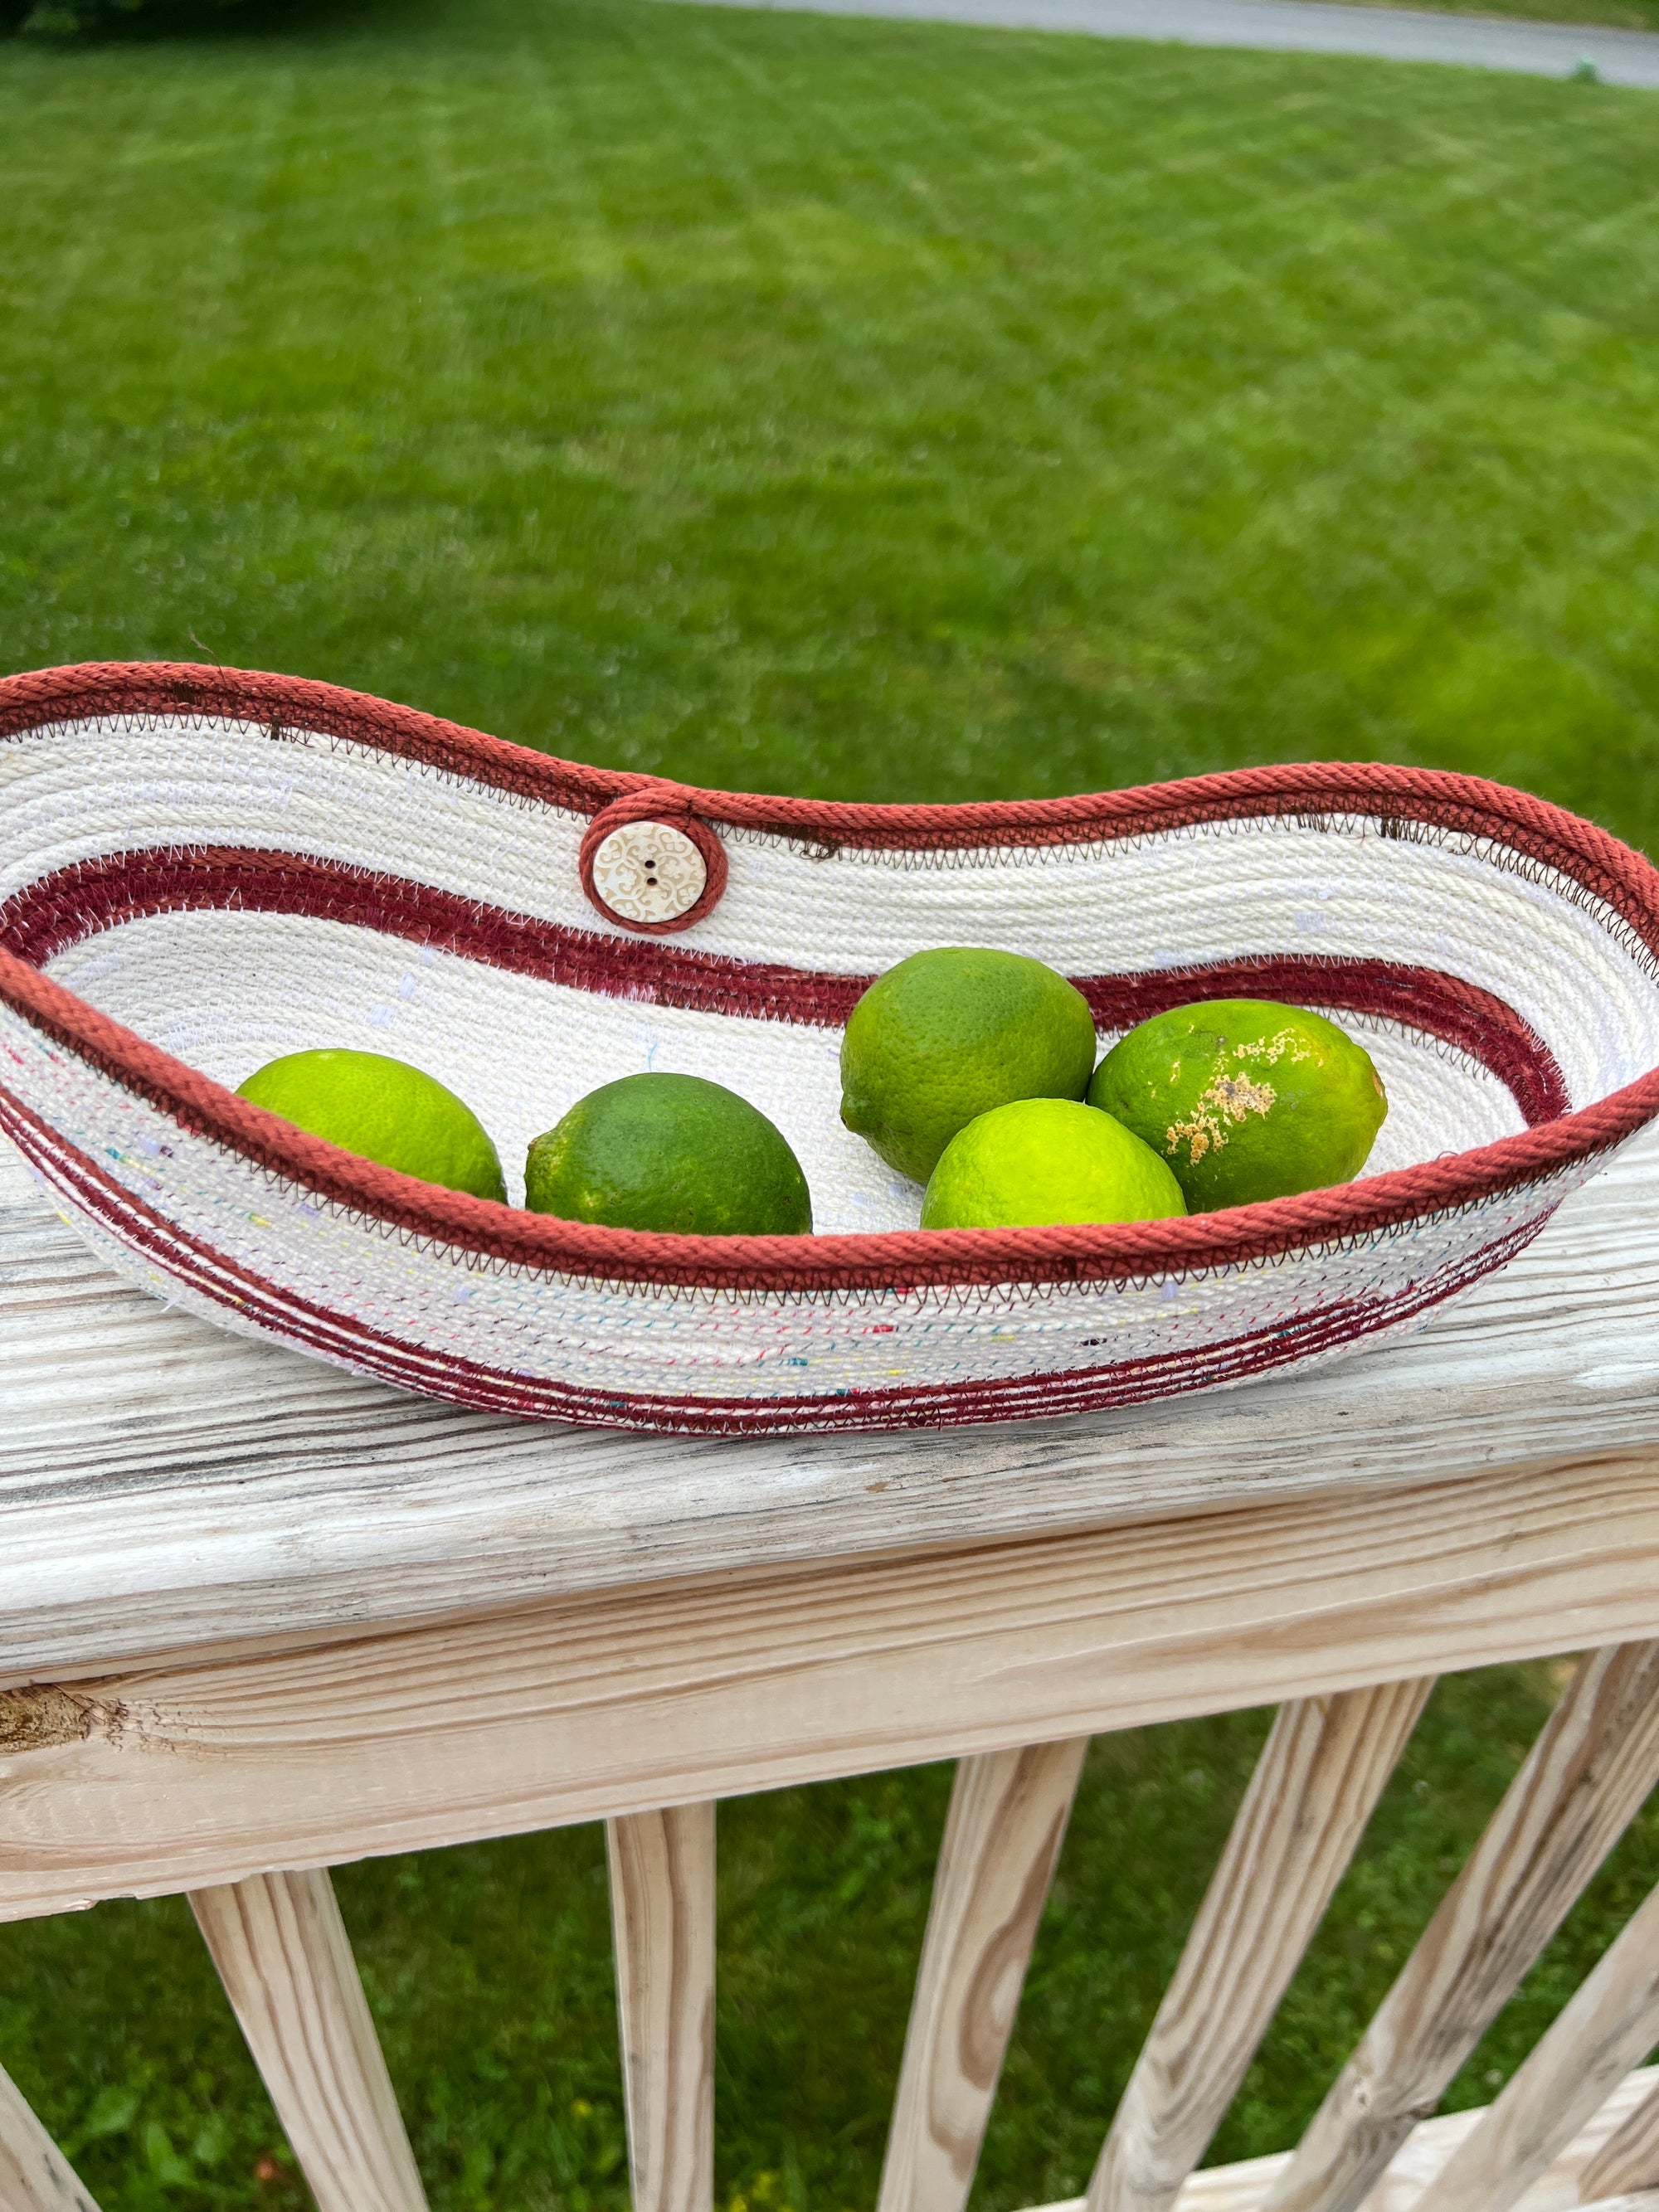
<box><xmin>4</xmin><ymin>664</ymin><xmax>1659</xmax><ymax>1433</ymax></box>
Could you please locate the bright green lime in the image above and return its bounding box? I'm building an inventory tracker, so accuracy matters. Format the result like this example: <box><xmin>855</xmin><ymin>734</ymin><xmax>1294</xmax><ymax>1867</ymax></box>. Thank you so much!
<box><xmin>840</xmin><ymin>947</ymin><xmax>1098</xmax><ymax>1185</ymax></box>
<box><xmin>921</xmin><ymin>1096</ymin><xmax>1186</xmax><ymax>1229</ymax></box>
<box><xmin>523</xmin><ymin>1072</ymin><xmax>811</xmax><ymax>1236</ymax></box>
<box><xmin>236</xmin><ymin>1048</ymin><xmax>507</xmax><ymax>1201</ymax></box>
<box><xmin>1087</xmin><ymin>999</ymin><xmax>1388</xmax><ymax>1212</ymax></box>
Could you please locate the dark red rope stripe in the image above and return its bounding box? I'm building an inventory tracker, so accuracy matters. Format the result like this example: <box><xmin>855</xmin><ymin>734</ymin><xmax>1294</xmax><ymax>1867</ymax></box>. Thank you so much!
<box><xmin>0</xmin><ymin>848</ymin><xmax>865</xmax><ymax>1028</ymax></box>
<box><xmin>0</xmin><ymin>848</ymin><xmax>1569</xmax><ymax>1123</ymax></box>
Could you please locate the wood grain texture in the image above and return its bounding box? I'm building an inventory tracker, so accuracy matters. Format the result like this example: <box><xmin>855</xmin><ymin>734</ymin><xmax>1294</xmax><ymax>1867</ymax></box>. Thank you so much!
<box><xmin>12</xmin><ymin>1463</ymin><xmax>1659</xmax><ymax>1918</ymax></box>
<box><xmin>606</xmin><ymin>1805</ymin><xmax>715</xmax><ymax>2212</ymax></box>
<box><xmin>1415</xmin><ymin>1874</ymin><xmax>1659</xmax><ymax>2212</ymax></box>
<box><xmin>1585</xmin><ymin>2078</ymin><xmax>1659</xmax><ymax>2203</ymax></box>
<box><xmin>0</xmin><ymin>2061</ymin><xmax>100</xmax><ymax>2210</ymax></box>
<box><xmin>1029</xmin><ymin>2064</ymin><xmax>1659</xmax><ymax>2212</ymax></box>
<box><xmin>8</xmin><ymin>1123</ymin><xmax>1659</xmax><ymax>1678</ymax></box>
<box><xmin>1088</xmin><ymin>1680</ymin><xmax>1435</xmax><ymax>2212</ymax></box>
<box><xmin>878</xmin><ymin>1738</ymin><xmax>1088</xmax><ymax>2212</ymax></box>
<box><xmin>1259</xmin><ymin>1641</ymin><xmax>1659</xmax><ymax>2212</ymax></box>
<box><xmin>188</xmin><ymin>1869</ymin><xmax>427</xmax><ymax>2212</ymax></box>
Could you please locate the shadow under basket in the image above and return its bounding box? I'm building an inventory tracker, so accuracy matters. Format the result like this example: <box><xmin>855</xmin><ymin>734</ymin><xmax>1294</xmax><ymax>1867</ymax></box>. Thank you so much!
<box><xmin>5</xmin><ymin>663</ymin><xmax>1659</xmax><ymax>1435</ymax></box>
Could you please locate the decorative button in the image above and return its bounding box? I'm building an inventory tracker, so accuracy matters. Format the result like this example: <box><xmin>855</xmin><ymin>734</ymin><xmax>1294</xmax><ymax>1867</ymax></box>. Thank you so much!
<box><xmin>578</xmin><ymin>793</ymin><xmax>729</xmax><ymax>936</ymax></box>
<box><xmin>590</xmin><ymin>819</ymin><xmax>707</xmax><ymax>926</ymax></box>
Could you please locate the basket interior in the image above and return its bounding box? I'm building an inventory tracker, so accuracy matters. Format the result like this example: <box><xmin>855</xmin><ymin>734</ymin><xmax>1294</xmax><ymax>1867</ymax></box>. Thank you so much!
<box><xmin>40</xmin><ymin>909</ymin><xmax>1539</xmax><ymax>1231</ymax></box>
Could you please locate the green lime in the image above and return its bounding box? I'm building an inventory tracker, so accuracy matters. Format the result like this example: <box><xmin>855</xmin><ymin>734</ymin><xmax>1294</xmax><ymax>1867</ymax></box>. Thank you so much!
<box><xmin>236</xmin><ymin>1048</ymin><xmax>507</xmax><ymax>1201</ymax></box>
<box><xmin>921</xmin><ymin>1097</ymin><xmax>1186</xmax><ymax>1229</ymax></box>
<box><xmin>524</xmin><ymin>1072</ymin><xmax>812</xmax><ymax>1236</ymax></box>
<box><xmin>840</xmin><ymin>947</ymin><xmax>1098</xmax><ymax>1184</ymax></box>
<box><xmin>1087</xmin><ymin>998</ymin><xmax>1388</xmax><ymax>1212</ymax></box>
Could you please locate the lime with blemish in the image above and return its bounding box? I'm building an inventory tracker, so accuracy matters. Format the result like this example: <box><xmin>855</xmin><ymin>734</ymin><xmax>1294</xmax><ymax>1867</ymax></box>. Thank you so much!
<box><xmin>1087</xmin><ymin>999</ymin><xmax>1386</xmax><ymax>1213</ymax></box>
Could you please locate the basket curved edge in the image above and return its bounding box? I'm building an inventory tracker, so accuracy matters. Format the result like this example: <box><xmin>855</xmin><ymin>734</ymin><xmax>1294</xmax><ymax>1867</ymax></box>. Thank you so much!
<box><xmin>7</xmin><ymin>661</ymin><xmax>1659</xmax><ymax>1291</ymax></box>
<box><xmin>8</xmin><ymin>660</ymin><xmax>1659</xmax><ymax>910</ymax></box>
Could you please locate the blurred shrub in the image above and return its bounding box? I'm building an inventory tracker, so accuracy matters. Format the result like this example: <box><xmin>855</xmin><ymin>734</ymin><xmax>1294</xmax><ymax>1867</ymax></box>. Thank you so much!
<box><xmin>2</xmin><ymin>0</ymin><xmax>264</xmax><ymax>29</ymax></box>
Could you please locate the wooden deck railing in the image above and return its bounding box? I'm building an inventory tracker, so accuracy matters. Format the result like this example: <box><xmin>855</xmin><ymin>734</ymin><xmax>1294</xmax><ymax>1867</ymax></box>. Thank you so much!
<box><xmin>12</xmin><ymin>1654</ymin><xmax>1659</xmax><ymax>2212</ymax></box>
<box><xmin>10</xmin><ymin>1130</ymin><xmax>1659</xmax><ymax>2212</ymax></box>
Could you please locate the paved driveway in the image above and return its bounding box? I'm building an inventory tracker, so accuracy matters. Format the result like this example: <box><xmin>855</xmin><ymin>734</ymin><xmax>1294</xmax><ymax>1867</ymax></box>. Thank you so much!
<box><xmin>671</xmin><ymin>0</ymin><xmax>1659</xmax><ymax>87</ymax></box>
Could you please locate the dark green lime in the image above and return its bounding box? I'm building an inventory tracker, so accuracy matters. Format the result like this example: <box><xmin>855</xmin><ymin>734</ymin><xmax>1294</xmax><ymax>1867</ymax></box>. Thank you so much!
<box><xmin>523</xmin><ymin>1072</ymin><xmax>812</xmax><ymax>1236</ymax></box>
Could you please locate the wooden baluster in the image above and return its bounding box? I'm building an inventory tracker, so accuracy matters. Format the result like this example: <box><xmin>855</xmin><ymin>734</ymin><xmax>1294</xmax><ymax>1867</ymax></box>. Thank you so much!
<box><xmin>189</xmin><ymin>1869</ymin><xmax>427</xmax><ymax>2212</ymax></box>
<box><xmin>1584</xmin><ymin>2076</ymin><xmax>1659</xmax><ymax>2204</ymax></box>
<box><xmin>1089</xmin><ymin>1678</ymin><xmax>1434</xmax><ymax>2212</ymax></box>
<box><xmin>1258</xmin><ymin>1638</ymin><xmax>1659</xmax><ymax>2212</ymax></box>
<box><xmin>0</xmin><ymin>2062</ymin><xmax>100</xmax><ymax>2211</ymax></box>
<box><xmin>878</xmin><ymin>1738</ymin><xmax>1090</xmax><ymax>2212</ymax></box>
<box><xmin>1413</xmin><ymin>1875</ymin><xmax>1659</xmax><ymax>2212</ymax></box>
<box><xmin>607</xmin><ymin>1802</ymin><xmax>716</xmax><ymax>2212</ymax></box>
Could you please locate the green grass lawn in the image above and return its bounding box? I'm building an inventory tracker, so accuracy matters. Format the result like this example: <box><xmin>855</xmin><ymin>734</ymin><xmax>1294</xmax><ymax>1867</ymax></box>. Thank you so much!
<box><xmin>5</xmin><ymin>0</ymin><xmax>1659</xmax><ymax>839</ymax></box>
<box><xmin>4</xmin><ymin>2</ymin><xmax>1659</xmax><ymax>2206</ymax></box>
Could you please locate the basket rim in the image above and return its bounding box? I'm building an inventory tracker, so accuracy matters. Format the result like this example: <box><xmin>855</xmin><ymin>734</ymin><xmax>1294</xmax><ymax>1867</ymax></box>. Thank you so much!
<box><xmin>4</xmin><ymin>658</ymin><xmax>1659</xmax><ymax>1295</ymax></box>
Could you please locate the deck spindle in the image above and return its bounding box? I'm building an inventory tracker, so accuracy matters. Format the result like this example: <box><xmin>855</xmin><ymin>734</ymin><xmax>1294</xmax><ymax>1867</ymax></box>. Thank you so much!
<box><xmin>1413</xmin><ymin>1874</ymin><xmax>1659</xmax><ymax>2212</ymax></box>
<box><xmin>1586</xmin><ymin>2078</ymin><xmax>1659</xmax><ymax>2204</ymax></box>
<box><xmin>0</xmin><ymin>2062</ymin><xmax>100</xmax><ymax>2211</ymax></box>
<box><xmin>189</xmin><ymin>1868</ymin><xmax>428</xmax><ymax>2212</ymax></box>
<box><xmin>1088</xmin><ymin>1678</ymin><xmax>1434</xmax><ymax>2212</ymax></box>
<box><xmin>1258</xmin><ymin>1639</ymin><xmax>1659</xmax><ymax>2212</ymax></box>
<box><xmin>607</xmin><ymin>1802</ymin><xmax>717</xmax><ymax>2212</ymax></box>
<box><xmin>878</xmin><ymin>1738</ymin><xmax>1090</xmax><ymax>2212</ymax></box>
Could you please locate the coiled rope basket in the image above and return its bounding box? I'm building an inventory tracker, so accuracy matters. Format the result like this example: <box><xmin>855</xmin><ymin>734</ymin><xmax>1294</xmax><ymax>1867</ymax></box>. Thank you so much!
<box><xmin>5</xmin><ymin>663</ymin><xmax>1659</xmax><ymax>1436</ymax></box>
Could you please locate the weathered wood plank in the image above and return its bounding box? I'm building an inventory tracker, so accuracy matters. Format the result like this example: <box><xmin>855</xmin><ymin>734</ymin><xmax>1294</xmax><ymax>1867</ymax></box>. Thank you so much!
<box><xmin>1258</xmin><ymin>1641</ymin><xmax>1659</xmax><ymax>2212</ymax></box>
<box><xmin>8</xmin><ymin>1467</ymin><xmax>1659</xmax><ymax>1918</ymax></box>
<box><xmin>0</xmin><ymin>2061</ymin><xmax>100</xmax><ymax>2211</ymax></box>
<box><xmin>1088</xmin><ymin>1680</ymin><xmax>1434</xmax><ymax>2212</ymax></box>
<box><xmin>878</xmin><ymin>1738</ymin><xmax>1088</xmax><ymax>2212</ymax></box>
<box><xmin>7</xmin><ymin>1124</ymin><xmax>1659</xmax><ymax>1677</ymax></box>
<box><xmin>1585</xmin><ymin>2077</ymin><xmax>1659</xmax><ymax>2204</ymax></box>
<box><xmin>188</xmin><ymin>1869</ymin><xmax>427</xmax><ymax>2212</ymax></box>
<box><xmin>607</xmin><ymin>1804</ymin><xmax>715</xmax><ymax>2212</ymax></box>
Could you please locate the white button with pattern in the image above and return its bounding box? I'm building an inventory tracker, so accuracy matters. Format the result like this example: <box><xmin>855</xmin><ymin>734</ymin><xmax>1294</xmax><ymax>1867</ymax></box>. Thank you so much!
<box><xmin>590</xmin><ymin>819</ymin><xmax>708</xmax><ymax>925</ymax></box>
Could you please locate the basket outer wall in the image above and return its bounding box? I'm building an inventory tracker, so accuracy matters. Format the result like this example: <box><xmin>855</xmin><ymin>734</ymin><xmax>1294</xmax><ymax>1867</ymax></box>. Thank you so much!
<box><xmin>5</xmin><ymin>663</ymin><xmax>1659</xmax><ymax>1431</ymax></box>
